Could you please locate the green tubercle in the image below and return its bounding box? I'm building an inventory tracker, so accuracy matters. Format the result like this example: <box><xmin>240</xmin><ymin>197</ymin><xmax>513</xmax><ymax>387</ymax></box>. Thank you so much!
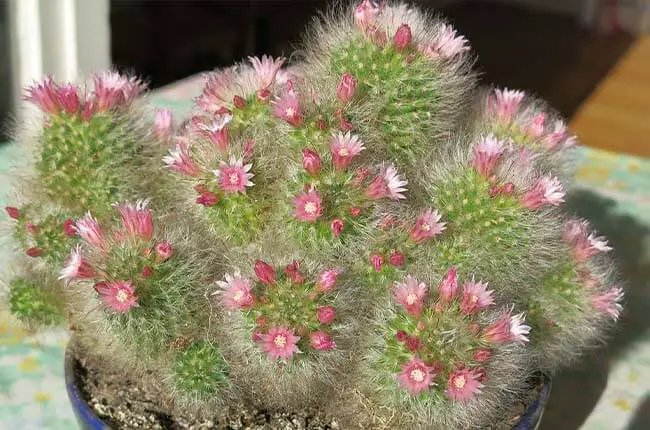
<box><xmin>173</xmin><ymin>341</ymin><xmax>229</xmax><ymax>396</ymax></box>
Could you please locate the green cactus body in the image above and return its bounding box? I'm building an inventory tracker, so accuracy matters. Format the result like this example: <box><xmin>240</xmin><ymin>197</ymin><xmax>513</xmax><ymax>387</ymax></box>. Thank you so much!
<box><xmin>173</xmin><ymin>341</ymin><xmax>229</xmax><ymax>396</ymax></box>
<box><xmin>8</xmin><ymin>277</ymin><xmax>66</xmax><ymax>327</ymax></box>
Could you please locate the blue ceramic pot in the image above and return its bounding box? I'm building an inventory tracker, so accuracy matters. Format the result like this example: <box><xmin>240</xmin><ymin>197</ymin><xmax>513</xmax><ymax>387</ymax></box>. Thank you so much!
<box><xmin>65</xmin><ymin>346</ymin><xmax>551</xmax><ymax>430</ymax></box>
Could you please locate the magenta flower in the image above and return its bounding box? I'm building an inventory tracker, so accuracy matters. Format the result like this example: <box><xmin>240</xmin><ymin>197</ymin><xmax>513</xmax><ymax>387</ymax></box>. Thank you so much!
<box><xmin>63</xmin><ymin>219</ymin><xmax>77</xmax><ymax>237</ymax></box>
<box><xmin>366</xmin><ymin>165</ymin><xmax>408</xmax><ymax>200</ymax></box>
<box><xmin>393</xmin><ymin>24</ymin><xmax>412</xmax><ymax>51</ymax></box>
<box><xmin>389</xmin><ymin>250</ymin><xmax>405</xmax><ymax>267</ymax></box>
<box><xmin>154</xmin><ymin>241</ymin><xmax>173</xmax><ymax>262</ymax></box>
<box><xmin>75</xmin><ymin>213</ymin><xmax>108</xmax><ymax>252</ymax></box>
<box><xmin>525</xmin><ymin>113</ymin><xmax>546</xmax><ymax>138</ymax></box>
<box><xmin>592</xmin><ymin>287</ymin><xmax>624</xmax><ymax>321</ymax></box>
<box><xmin>5</xmin><ymin>206</ymin><xmax>20</xmax><ymax>220</ymax></box>
<box><xmin>92</xmin><ymin>71</ymin><xmax>145</xmax><ymax>111</ymax></box>
<box><xmin>284</xmin><ymin>260</ymin><xmax>305</xmax><ymax>284</ymax></box>
<box><xmin>96</xmin><ymin>280</ymin><xmax>139</xmax><ymax>313</ymax></box>
<box><xmin>370</xmin><ymin>254</ymin><xmax>384</xmax><ymax>272</ymax></box>
<box><xmin>59</xmin><ymin>245</ymin><xmax>95</xmax><ymax>281</ymax></box>
<box><xmin>438</xmin><ymin>267</ymin><xmax>459</xmax><ymax>302</ymax></box>
<box><xmin>484</xmin><ymin>312</ymin><xmax>531</xmax><ymax>344</ymax></box>
<box><xmin>521</xmin><ymin>176</ymin><xmax>565</xmax><ymax>209</ymax></box>
<box><xmin>217</xmin><ymin>272</ymin><xmax>255</xmax><ymax>311</ymax></box>
<box><xmin>293</xmin><ymin>190</ymin><xmax>323</xmax><ymax>222</ymax></box>
<box><xmin>153</xmin><ymin>109</ymin><xmax>173</xmax><ymax>139</ymax></box>
<box><xmin>397</xmin><ymin>358</ymin><xmax>435</xmax><ymax>395</ymax></box>
<box><xmin>248</xmin><ymin>55</ymin><xmax>285</xmax><ymax>89</ymax></box>
<box><xmin>195</xmin><ymin>68</ymin><xmax>235</xmax><ymax>112</ymax></box>
<box><xmin>261</xmin><ymin>326</ymin><xmax>301</xmax><ymax>360</ymax></box>
<box><xmin>163</xmin><ymin>139</ymin><xmax>201</xmax><ymax>177</ymax></box>
<box><xmin>302</xmin><ymin>149</ymin><xmax>321</xmax><ymax>176</ymax></box>
<box><xmin>330</xmin><ymin>132</ymin><xmax>365</xmax><ymax>170</ymax></box>
<box><xmin>445</xmin><ymin>368</ymin><xmax>483</xmax><ymax>402</ymax></box>
<box><xmin>254</xmin><ymin>260</ymin><xmax>277</xmax><ymax>286</ymax></box>
<box><xmin>336</xmin><ymin>73</ymin><xmax>357</xmax><ymax>103</ymax></box>
<box><xmin>24</xmin><ymin>77</ymin><xmax>64</xmax><ymax>114</ymax></box>
<box><xmin>198</xmin><ymin>113</ymin><xmax>232</xmax><ymax>151</ymax></box>
<box><xmin>316</xmin><ymin>269</ymin><xmax>340</xmax><ymax>293</ymax></box>
<box><xmin>460</xmin><ymin>279</ymin><xmax>494</xmax><ymax>315</ymax></box>
<box><xmin>421</xmin><ymin>24</ymin><xmax>469</xmax><ymax>59</ymax></box>
<box><xmin>317</xmin><ymin>306</ymin><xmax>336</xmax><ymax>325</ymax></box>
<box><xmin>331</xmin><ymin>218</ymin><xmax>345</xmax><ymax>237</ymax></box>
<box><xmin>114</xmin><ymin>200</ymin><xmax>154</xmax><ymax>241</ymax></box>
<box><xmin>309</xmin><ymin>331</ymin><xmax>336</xmax><ymax>351</ymax></box>
<box><xmin>411</xmin><ymin>209</ymin><xmax>446</xmax><ymax>243</ymax></box>
<box><xmin>272</xmin><ymin>86</ymin><xmax>303</xmax><ymax>127</ymax></box>
<box><xmin>354</xmin><ymin>0</ymin><xmax>383</xmax><ymax>31</ymax></box>
<box><xmin>214</xmin><ymin>157</ymin><xmax>254</xmax><ymax>194</ymax></box>
<box><xmin>394</xmin><ymin>275</ymin><xmax>428</xmax><ymax>316</ymax></box>
<box><xmin>196</xmin><ymin>192</ymin><xmax>220</xmax><ymax>207</ymax></box>
<box><xmin>487</xmin><ymin>88</ymin><xmax>525</xmax><ymax>123</ymax></box>
<box><xmin>471</xmin><ymin>135</ymin><xmax>505</xmax><ymax>177</ymax></box>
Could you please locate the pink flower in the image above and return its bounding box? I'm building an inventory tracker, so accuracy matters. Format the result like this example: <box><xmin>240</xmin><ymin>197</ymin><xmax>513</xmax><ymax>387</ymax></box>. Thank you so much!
<box><xmin>273</xmin><ymin>85</ymin><xmax>303</xmax><ymax>127</ymax></box>
<box><xmin>198</xmin><ymin>113</ymin><xmax>232</xmax><ymax>151</ymax></box>
<box><xmin>438</xmin><ymin>267</ymin><xmax>459</xmax><ymax>302</ymax></box>
<box><xmin>302</xmin><ymin>149</ymin><xmax>321</xmax><ymax>176</ymax></box>
<box><xmin>96</xmin><ymin>280</ymin><xmax>139</xmax><ymax>313</ymax></box>
<box><xmin>261</xmin><ymin>327</ymin><xmax>301</xmax><ymax>360</ymax></box>
<box><xmin>92</xmin><ymin>71</ymin><xmax>145</xmax><ymax>111</ymax></box>
<box><xmin>411</xmin><ymin>209</ymin><xmax>446</xmax><ymax>243</ymax></box>
<box><xmin>5</xmin><ymin>206</ymin><xmax>20</xmax><ymax>220</ymax></box>
<box><xmin>421</xmin><ymin>24</ymin><xmax>469</xmax><ymax>59</ymax></box>
<box><xmin>473</xmin><ymin>348</ymin><xmax>492</xmax><ymax>363</ymax></box>
<box><xmin>75</xmin><ymin>212</ymin><xmax>108</xmax><ymax>251</ymax></box>
<box><xmin>114</xmin><ymin>200</ymin><xmax>154</xmax><ymax>241</ymax></box>
<box><xmin>195</xmin><ymin>68</ymin><xmax>235</xmax><ymax>112</ymax></box>
<box><xmin>142</xmin><ymin>266</ymin><xmax>153</xmax><ymax>278</ymax></box>
<box><xmin>56</xmin><ymin>83</ymin><xmax>81</xmax><ymax>114</ymax></box>
<box><xmin>217</xmin><ymin>272</ymin><xmax>255</xmax><ymax>311</ymax></box>
<box><xmin>196</xmin><ymin>192</ymin><xmax>220</xmax><ymax>207</ymax></box>
<box><xmin>248</xmin><ymin>55</ymin><xmax>285</xmax><ymax>89</ymax></box>
<box><xmin>26</xmin><ymin>223</ymin><xmax>38</xmax><ymax>234</ymax></box>
<box><xmin>317</xmin><ymin>306</ymin><xmax>336</xmax><ymax>325</ymax></box>
<box><xmin>471</xmin><ymin>135</ymin><xmax>505</xmax><ymax>177</ymax></box>
<box><xmin>394</xmin><ymin>275</ymin><xmax>428</xmax><ymax>316</ymax></box>
<box><xmin>370</xmin><ymin>254</ymin><xmax>384</xmax><ymax>272</ymax></box>
<box><xmin>366</xmin><ymin>165</ymin><xmax>408</xmax><ymax>200</ymax></box>
<box><xmin>163</xmin><ymin>139</ymin><xmax>200</xmax><ymax>177</ymax></box>
<box><xmin>316</xmin><ymin>269</ymin><xmax>340</xmax><ymax>293</ymax></box>
<box><xmin>26</xmin><ymin>247</ymin><xmax>43</xmax><ymax>258</ymax></box>
<box><xmin>59</xmin><ymin>245</ymin><xmax>95</xmax><ymax>281</ymax></box>
<box><xmin>445</xmin><ymin>368</ymin><xmax>483</xmax><ymax>402</ymax></box>
<box><xmin>521</xmin><ymin>176</ymin><xmax>565</xmax><ymax>209</ymax></box>
<box><xmin>487</xmin><ymin>88</ymin><xmax>525</xmax><ymax>123</ymax></box>
<box><xmin>331</xmin><ymin>219</ymin><xmax>345</xmax><ymax>237</ymax></box>
<box><xmin>24</xmin><ymin>77</ymin><xmax>63</xmax><ymax>114</ymax></box>
<box><xmin>544</xmin><ymin>120</ymin><xmax>576</xmax><ymax>150</ymax></box>
<box><xmin>397</xmin><ymin>358</ymin><xmax>435</xmax><ymax>395</ymax></box>
<box><xmin>563</xmin><ymin>219</ymin><xmax>612</xmax><ymax>262</ymax></box>
<box><xmin>330</xmin><ymin>132</ymin><xmax>365</xmax><ymax>170</ymax></box>
<box><xmin>63</xmin><ymin>219</ymin><xmax>77</xmax><ymax>237</ymax></box>
<box><xmin>460</xmin><ymin>279</ymin><xmax>494</xmax><ymax>315</ymax></box>
<box><xmin>254</xmin><ymin>260</ymin><xmax>277</xmax><ymax>286</ymax></box>
<box><xmin>526</xmin><ymin>113</ymin><xmax>546</xmax><ymax>138</ymax></box>
<box><xmin>592</xmin><ymin>286</ymin><xmax>624</xmax><ymax>321</ymax></box>
<box><xmin>293</xmin><ymin>190</ymin><xmax>323</xmax><ymax>222</ymax></box>
<box><xmin>354</xmin><ymin>0</ymin><xmax>383</xmax><ymax>30</ymax></box>
<box><xmin>405</xmin><ymin>336</ymin><xmax>420</xmax><ymax>352</ymax></box>
<box><xmin>309</xmin><ymin>331</ymin><xmax>336</xmax><ymax>351</ymax></box>
<box><xmin>389</xmin><ymin>250</ymin><xmax>405</xmax><ymax>267</ymax></box>
<box><xmin>284</xmin><ymin>260</ymin><xmax>305</xmax><ymax>284</ymax></box>
<box><xmin>154</xmin><ymin>241</ymin><xmax>173</xmax><ymax>261</ymax></box>
<box><xmin>154</xmin><ymin>109</ymin><xmax>173</xmax><ymax>139</ymax></box>
<box><xmin>214</xmin><ymin>157</ymin><xmax>254</xmax><ymax>194</ymax></box>
<box><xmin>395</xmin><ymin>330</ymin><xmax>408</xmax><ymax>342</ymax></box>
<box><xmin>336</xmin><ymin>73</ymin><xmax>357</xmax><ymax>103</ymax></box>
<box><xmin>393</xmin><ymin>24</ymin><xmax>412</xmax><ymax>51</ymax></box>
<box><xmin>484</xmin><ymin>312</ymin><xmax>531</xmax><ymax>344</ymax></box>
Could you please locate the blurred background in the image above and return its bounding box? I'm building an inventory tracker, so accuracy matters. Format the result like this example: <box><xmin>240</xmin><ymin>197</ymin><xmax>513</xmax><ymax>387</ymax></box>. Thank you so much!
<box><xmin>1</xmin><ymin>1</ymin><xmax>650</xmax><ymax>429</ymax></box>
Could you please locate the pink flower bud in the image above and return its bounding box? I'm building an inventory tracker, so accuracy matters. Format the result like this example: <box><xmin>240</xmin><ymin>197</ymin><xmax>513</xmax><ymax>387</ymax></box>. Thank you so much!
<box><xmin>26</xmin><ymin>247</ymin><xmax>43</xmax><ymax>258</ymax></box>
<box><xmin>257</xmin><ymin>87</ymin><xmax>271</xmax><ymax>103</ymax></box>
<box><xmin>339</xmin><ymin>117</ymin><xmax>354</xmax><ymax>132</ymax></box>
<box><xmin>142</xmin><ymin>265</ymin><xmax>154</xmax><ymax>279</ymax></box>
<box><xmin>196</xmin><ymin>192</ymin><xmax>220</xmax><ymax>207</ymax></box>
<box><xmin>154</xmin><ymin>241</ymin><xmax>173</xmax><ymax>261</ymax></box>
<box><xmin>309</xmin><ymin>331</ymin><xmax>336</xmax><ymax>351</ymax></box>
<box><xmin>194</xmin><ymin>183</ymin><xmax>209</xmax><ymax>194</ymax></box>
<box><xmin>284</xmin><ymin>260</ymin><xmax>304</xmax><ymax>284</ymax></box>
<box><xmin>154</xmin><ymin>109</ymin><xmax>173</xmax><ymax>139</ymax></box>
<box><xmin>395</xmin><ymin>330</ymin><xmax>408</xmax><ymax>342</ymax></box>
<box><xmin>316</xmin><ymin>269</ymin><xmax>340</xmax><ymax>293</ymax></box>
<box><xmin>5</xmin><ymin>206</ymin><xmax>20</xmax><ymax>220</ymax></box>
<box><xmin>331</xmin><ymin>219</ymin><xmax>345</xmax><ymax>237</ymax></box>
<box><xmin>63</xmin><ymin>219</ymin><xmax>77</xmax><ymax>237</ymax></box>
<box><xmin>317</xmin><ymin>306</ymin><xmax>337</xmax><ymax>325</ymax></box>
<box><xmin>405</xmin><ymin>336</ymin><xmax>420</xmax><ymax>352</ymax></box>
<box><xmin>317</xmin><ymin>119</ymin><xmax>327</xmax><ymax>130</ymax></box>
<box><xmin>233</xmin><ymin>95</ymin><xmax>246</xmax><ymax>109</ymax></box>
<box><xmin>254</xmin><ymin>260</ymin><xmax>277</xmax><ymax>285</ymax></box>
<box><xmin>302</xmin><ymin>149</ymin><xmax>321</xmax><ymax>176</ymax></box>
<box><xmin>370</xmin><ymin>254</ymin><xmax>383</xmax><ymax>272</ymax></box>
<box><xmin>243</xmin><ymin>140</ymin><xmax>255</xmax><ymax>159</ymax></box>
<box><xmin>473</xmin><ymin>348</ymin><xmax>492</xmax><ymax>362</ymax></box>
<box><xmin>393</xmin><ymin>24</ymin><xmax>412</xmax><ymax>51</ymax></box>
<box><xmin>502</xmin><ymin>182</ymin><xmax>515</xmax><ymax>194</ymax></box>
<box><xmin>389</xmin><ymin>250</ymin><xmax>405</xmax><ymax>267</ymax></box>
<box><xmin>350</xmin><ymin>207</ymin><xmax>362</xmax><ymax>217</ymax></box>
<box><xmin>337</xmin><ymin>73</ymin><xmax>357</xmax><ymax>103</ymax></box>
<box><xmin>26</xmin><ymin>223</ymin><xmax>39</xmax><ymax>234</ymax></box>
<box><xmin>252</xmin><ymin>331</ymin><xmax>264</xmax><ymax>342</ymax></box>
<box><xmin>256</xmin><ymin>316</ymin><xmax>268</xmax><ymax>328</ymax></box>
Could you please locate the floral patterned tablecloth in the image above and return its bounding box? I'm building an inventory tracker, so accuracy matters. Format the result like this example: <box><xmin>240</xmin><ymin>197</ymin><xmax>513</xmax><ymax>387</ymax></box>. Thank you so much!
<box><xmin>1</xmin><ymin>76</ymin><xmax>650</xmax><ymax>429</ymax></box>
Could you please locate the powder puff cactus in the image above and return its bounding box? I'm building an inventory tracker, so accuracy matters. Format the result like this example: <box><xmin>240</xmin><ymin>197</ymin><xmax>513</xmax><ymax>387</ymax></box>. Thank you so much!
<box><xmin>2</xmin><ymin>1</ymin><xmax>624</xmax><ymax>428</ymax></box>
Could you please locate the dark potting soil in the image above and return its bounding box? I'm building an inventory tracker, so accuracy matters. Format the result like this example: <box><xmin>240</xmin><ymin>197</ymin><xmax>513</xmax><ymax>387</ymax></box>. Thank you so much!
<box><xmin>75</xmin><ymin>351</ymin><xmax>545</xmax><ymax>429</ymax></box>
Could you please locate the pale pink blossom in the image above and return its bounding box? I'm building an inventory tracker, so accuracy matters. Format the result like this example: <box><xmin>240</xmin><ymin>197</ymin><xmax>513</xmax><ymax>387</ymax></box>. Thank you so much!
<box><xmin>520</xmin><ymin>176</ymin><xmax>565</xmax><ymax>209</ymax></box>
<box><xmin>114</xmin><ymin>200</ymin><xmax>154</xmax><ymax>241</ymax></box>
<box><xmin>316</xmin><ymin>269</ymin><xmax>340</xmax><ymax>293</ymax></box>
<box><xmin>330</xmin><ymin>132</ymin><xmax>365</xmax><ymax>170</ymax></box>
<box><xmin>198</xmin><ymin>113</ymin><xmax>232</xmax><ymax>151</ymax></box>
<box><xmin>154</xmin><ymin>109</ymin><xmax>173</xmax><ymax>139</ymax></box>
<box><xmin>488</xmin><ymin>88</ymin><xmax>525</xmax><ymax>123</ymax></box>
<box><xmin>261</xmin><ymin>327</ymin><xmax>301</xmax><ymax>360</ymax></box>
<box><xmin>59</xmin><ymin>245</ymin><xmax>95</xmax><ymax>281</ymax></box>
<box><xmin>471</xmin><ymin>135</ymin><xmax>505</xmax><ymax>177</ymax></box>
<box><xmin>525</xmin><ymin>113</ymin><xmax>546</xmax><ymax>138</ymax></box>
<box><xmin>248</xmin><ymin>55</ymin><xmax>285</xmax><ymax>89</ymax></box>
<box><xmin>24</xmin><ymin>77</ymin><xmax>65</xmax><ymax>114</ymax></box>
<box><xmin>154</xmin><ymin>241</ymin><xmax>173</xmax><ymax>261</ymax></box>
<box><xmin>293</xmin><ymin>190</ymin><xmax>323</xmax><ymax>222</ymax></box>
<box><xmin>92</xmin><ymin>71</ymin><xmax>145</xmax><ymax>111</ymax></box>
<box><xmin>411</xmin><ymin>209</ymin><xmax>446</xmax><ymax>243</ymax></box>
<box><xmin>562</xmin><ymin>218</ymin><xmax>590</xmax><ymax>244</ymax></box>
<box><xmin>460</xmin><ymin>279</ymin><xmax>494</xmax><ymax>315</ymax></box>
<box><xmin>394</xmin><ymin>275</ymin><xmax>428</xmax><ymax>316</ymax></box>
<box><xmin>163</xmin><ymin>139</ymin><xmax>200</xmax><ymax>177</ymax></box>
<box><xmin>484</xmin><ymin>312</ymin><xmax>531</xmax><ymax>344</ymax></box>
<box><xmin>96</xmin><ymin>280</ymin><xmax>139</xmax><ymax>313</ymax></box>
<box><xmin>302</xmin><ymin>149</ymin><xmax>321</xmax><ymax>175</ymax></box>
<box><xmin>336</xmin><ymin>73</ymin><xmax>357</xmax><ymax>103</ymax></box>
<box><xmin>272</xmin><ymin>84</ymin><xmax>302</xmax><ymax>127</ymax></box>
<box><xmin>366</xmin><ymin>165</ymin><xmax>408</xmax><ymax>200</ymax></box>
<box><xmin>195</xmin><ymin>68</ymin><xmax>235</xmax><ymax>112</ymax></box>
<box><xmin>544</xmin><ymin>120</ymin><xmax>577</xmax><ymax>150</ymax></box>
<box><xmin>397</xmin><ymin>357</ymin><xmax>435</xmax><ymax>395</ymax></box>
<box><xmin>217</xmin><ymin>272</ymin><xmax>255</xmax><ymax>311</ymax></box>
<box><xmin>592</xmin><ymin>287</ymin><xmax>624</xmax><ymax>321</ymax></box>
<box><xmin>438</xmin><ymin>267</ymin><xmax>459</xmax><ymax>302</ymax></box>
<box><xmin>421</xmin><ymin>24</ymin><xmax>469</xmax><ymax>59</ymax></box>
<box><xmin>75</xmin><ymin>212</ymin><xmax>108</xmax><ymax>251</ymax></box>
<box><xmin>309</xmin><ymin>331</ymin><xmax>336</xmax><ymax>351</ymax></box>
<box><xmin>565</xmin><ymin>220</ymin><xmax>613</xmax><ymax>262</ymax></box>
<box><xmin>214</xmin><ymin>157</ymin><xmax>254</xmax><ymax>194</ymax></box>
<box><xmin>445</xmin><ymin>368</ymin><xmax>483</xmax><ymax>402</ymax></box>
<box><xmin>354</xmin><ymin>0</ymin><xmax>383</xmax><ymax>31</ymax></box>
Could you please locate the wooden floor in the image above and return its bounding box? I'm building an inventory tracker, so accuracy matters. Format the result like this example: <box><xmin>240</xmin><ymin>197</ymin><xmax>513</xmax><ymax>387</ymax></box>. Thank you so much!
<box><xmin>570</xmin><ymin>36</ymin><xmax>650</xmax><ymax>158</ymax></box>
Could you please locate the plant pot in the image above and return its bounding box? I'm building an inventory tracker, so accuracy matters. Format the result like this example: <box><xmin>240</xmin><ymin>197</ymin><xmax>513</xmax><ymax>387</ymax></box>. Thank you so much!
<box><xmin>64</xmin><ymin>345</ymin><xmax>552</xmax><ymax>430</ymax></box>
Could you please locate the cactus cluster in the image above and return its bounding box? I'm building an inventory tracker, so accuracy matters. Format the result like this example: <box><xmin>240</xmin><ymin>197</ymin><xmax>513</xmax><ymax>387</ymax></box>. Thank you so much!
<box><xmin>2</xmin><ymin>2</ymin><xmax>623</xmax><ymax>428</ymax></box>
